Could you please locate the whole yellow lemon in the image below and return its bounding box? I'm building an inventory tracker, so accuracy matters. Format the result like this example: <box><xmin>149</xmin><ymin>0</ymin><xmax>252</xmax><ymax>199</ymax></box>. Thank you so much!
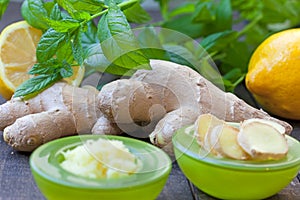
<box><xmin>246</xmin><ymin>29</ymin><xmax>300</xmax><ymax>120</ymax></box>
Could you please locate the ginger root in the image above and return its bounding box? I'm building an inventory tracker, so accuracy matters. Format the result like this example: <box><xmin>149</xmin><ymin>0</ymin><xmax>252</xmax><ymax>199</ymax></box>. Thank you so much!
<box><xmin>0</xmin><ymin>83</ymin><xmax>120</xmax><ymax>151</ymax></box>
<box><xmin>98</xmin><ymin>60</ymin><xmax>292</xmax><ymax>152</ymax></box>
<box><xmin>0</xmin><ymin>60</ymin><xmax>293</xmax><ymax>152</ymax></box>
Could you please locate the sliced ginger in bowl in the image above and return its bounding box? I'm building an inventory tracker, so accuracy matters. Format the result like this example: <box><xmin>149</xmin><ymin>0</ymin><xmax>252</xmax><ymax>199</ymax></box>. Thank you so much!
<box><xmin>194</xmin><ymin>113</ymin><xmax>225</xmax><ymax>146</ymax></box>
<box><xmin>238</xmin><ymin>119</ymin><xmax>288</xmax><ymax>161</ymax></box>
<box><xmin>194</xmin><ymin>114</ymin><xmax>289</xmax><ymax>161</ymax></box>
<box><xmin>208</xmin><ymin>124</ymin><xmax>249</xmax><ymax>160</ymax></box>
<box><xmin>194</xmin><ymin>113</ymin><xmax>225</xmax><ymax>156</ymax></box>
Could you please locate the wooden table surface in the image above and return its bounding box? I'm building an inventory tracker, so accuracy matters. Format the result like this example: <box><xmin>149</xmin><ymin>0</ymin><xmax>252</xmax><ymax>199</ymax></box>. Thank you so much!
<box><xmin>0</xmin><ymin>2</ymin><xmax>299</xmax><ymax>200</ymax></box>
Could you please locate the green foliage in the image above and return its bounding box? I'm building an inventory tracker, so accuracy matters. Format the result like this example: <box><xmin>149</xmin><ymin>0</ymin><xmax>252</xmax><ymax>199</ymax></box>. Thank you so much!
<box><xmin>123</xmin><ymin>2</ymin><xmax>151</xmax><ymax>23</ymax></box>
<box><xmin>21</xmin><ymin>0</ymin><xmax>52</xmax><ymax>30</ymax></box>
<box><xmin>97</xmin><ymin>3</ymin><xmax>151</xmax><ymax>71</ymax></box>
<box><xmin>1</xmin><ymin>0</ymin><xmax>300</xmax><ymax>97</ymax></box>
<box><xmin>156</xmin><ymin>0</ymin><xmax>300</xmax><ymax>91</ymax></box>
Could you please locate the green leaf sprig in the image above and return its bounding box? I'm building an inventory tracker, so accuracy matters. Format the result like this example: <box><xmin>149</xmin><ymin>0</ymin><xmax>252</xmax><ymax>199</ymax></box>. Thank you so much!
<box><xmin>14</xmin><ymin>0</ymin><xmax>150</xmax><ymax>98</ymax></box>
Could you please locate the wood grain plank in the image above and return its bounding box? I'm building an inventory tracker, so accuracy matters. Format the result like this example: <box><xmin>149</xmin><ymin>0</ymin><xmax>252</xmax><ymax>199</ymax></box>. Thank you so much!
<box><xmin>0</xmin><ymin>136</ymin><xmax>45</xmax><ymax>200</ymax></box>
<box><xmin>158</xmin><ymin>162</ymin><xmax>194</xmax><ymax>200</ymax></box>
<box><xmin>266</xmin><ymin>177</ymin><xmax>300</xmax><ymax>200</ymax></box>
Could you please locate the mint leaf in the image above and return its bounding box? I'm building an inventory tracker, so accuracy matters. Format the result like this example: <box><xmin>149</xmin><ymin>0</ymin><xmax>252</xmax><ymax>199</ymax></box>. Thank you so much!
<box><xmin>123</xmin><ymin>2</ymin><xmax>151</xmax><ymax>23</ymax></box>
<box><xmin>69</xmin><ymin>0</ymin><xmax>104</xmax><ymax>14</ymax></box>
<box><xmin>0</xmin><ymin>0</ymin><xmax>9</xmax><ymax>20</ymax></box>
<box><xmin>56</xmin><ymin>41</ymin><xmax>74</xmax><ymax>63</ymax></box>
<box><xmin>232</xmin><ymin>0</ymin><xmax>263</xmax><ymax>21</ymax></box>
<box><xmin>106</xmin><ymin>0</ymin><xmax>122</xmax><ymax>4</ymax></box>
<box><xmin>29</xmin><ymin>58</ymin><xmax>60</xmax><ymax>75</ymax></box>
<box><xmin>83</xmin><ymin>43</ymin><xmax>109</xmax><ymax>69</ymax></box>
<box><xmin>198</xmin><ymin>58</ymin><xmax>224</xmax><ymax>89</ymax></box>
<box><xmin>60</xmin><ymin>62</ymin><xmax>73</xmax><ymax>78</ymax></box>
<box><xmin>44</xmin><ymin>2</ymin><xmax>57</xmax><ymax>18</ymax></box>
<box><xmin>29</xmin><ymin>58</ymin><xmax>74</xmax><ymax>77</ymax></box>
<box><xmin>215</xmin><ymin>0</ymin><xmax>232</xmax><ymax>31</ymax></box>
<box><xmin>168</xmin><ymin>2</ymin><xmax>194</xmax><ymax>18</ymax></box>
<box><xmin>192</xmin><ymin>2</ymin><xmax>215</xmax><ymax>23</ymax></box>
<box><xmin>49</xmin><ymin>3</ymin><xmax>62</xmax><ymax>20</ymax></box>
<box><xmin>48</xmin><ymin>18</ymin><xmax>80</xmax><ymax>32</ymax></box>
<box><xmin>14</xmin><ymin>73</ymin><xmax>61</xmax><ymax>98</ymax></box>
<box><xmin>154</xmin><ymin>0</ymin><xmax>170</xmax><ymax>20</ymax></box>
<box><xmin>200</xmin><ymin>30</ymin><xmax>238</xmax><ymax>53</ymax></box>
<box><xmin>97</xmin><ymin>3</ymin><xmax>150</xmax><ymax>71</ymax></box>
<box><xmin>72</xmin><ymin>27</ymin><xmax>84</xmax><ymax>65</ymax></box>
<box><xmin>162</xmin><ymin>15</ymin><xmax>205</xmax><ymax>38</ymax></box>
<box><xmin>222</xmin><ymin>68</ymin><xmax>246</xmax><ymax>92</ymax></box>
<box><xmin>220</xmin><ymin>41</ymin><xmax>252</xmax><ymax>73</ymax></box>
<box><xmin>36</xmin><ymin>28</ymin><xmax>68</xmax><ymax>62</ymax></box>
<box><xmin>137</xmin><ymin>26</ymin><xmax>199</xmax><ymax>69</ymax></box>
<box><xmin>21</xmin><ymin>0</ymin><xmax>50</xmax><ymax>30</ymax></box>
<box><xmin>83</xmin><ymin>43</ymin><xmax>133</xmax><ymax>76</ymax></box>
<box><xmin>137</xmin><ymin>26</ymin><xmax>170</xmax><ymax>60</ymax></box>
<box><xmin>82</xmin><ymin>21</ymin><xmax>99</xmax><ymax>48</ymax></box>
<box><xmin>73</xmin><ymin>11</ymin><xmax>92</xmax><ymax>21</ymax></box>
<box><xmin>55</xmin><ymin>0</ymin><xmax>76</xmax><ymax>16</ymax></box>
<box><xmin>98</xmin><ymin>5</ymin><xmax>137</xmax><ymax>51</ymax></box>
<box><xmin>56</xmin><ymin>0</ymin><xmax>94</xmax><ymax>20</ymax></box>
<box><xmin>163</xmin><ymin>44</ymin><xmax>198</xmax><ymax>69</ymax></box>
<box><xmin>191</xmin><ymin>0</ymin><xmax>232</xmax><ymax>32</ymax></box>
<box><xmin>138</xmin><ymin>26</ymin><xmax>163</xmax><ymax>48</ymax></box>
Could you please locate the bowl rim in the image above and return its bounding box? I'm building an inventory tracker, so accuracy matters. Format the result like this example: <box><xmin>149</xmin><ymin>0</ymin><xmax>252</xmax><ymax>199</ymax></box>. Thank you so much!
<box><xmin>30</xmin><ymin>135</ymin><xmax>172</xmax><ymax>190</ymax></box>
<box><xmin>172</xmin><ymin>125</ymin><xmax>300</xmax><ymax>171</ymax></box>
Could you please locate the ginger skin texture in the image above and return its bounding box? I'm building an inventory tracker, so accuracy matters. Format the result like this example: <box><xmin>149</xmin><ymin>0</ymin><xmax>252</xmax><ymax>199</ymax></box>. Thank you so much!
<box><xmin>0</xmin><ymin>83</ymin><xmax>120</xmax><ymax>151</ymax></box>
<box><xmin>99</xmin><ymin>60</ymin><xmax>292</xmax><ymax>152</ymax></box>
<box><xmin>0</xmin><ymin>60</ymin><xmax>293</xmax><ymax>152</ymax></box>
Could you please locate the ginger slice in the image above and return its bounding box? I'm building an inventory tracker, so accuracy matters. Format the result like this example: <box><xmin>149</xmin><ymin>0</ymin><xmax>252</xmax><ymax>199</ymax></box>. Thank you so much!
<box><xmin>238</xmin><ymin>119</ymin><xmax>288</xmax><ymax>160</ymax></box>
<box><xmin>203</xmin><ymin>125</ymin><xmax>222</xmax><ymax>157</ymax></box>
<box><xmin>209</xmin><ymin>124</ymin><xmax>249</xmax><ymax>160</ymax></box>
<box><xmin>194</xmin><ymin>113</ymin><xmax>225</xmax><ymax>146</ymax></box>
<box><xmin>242</xmin><ymin>118</ymin><xmax>286</xmax><ymax>135</ymax></box>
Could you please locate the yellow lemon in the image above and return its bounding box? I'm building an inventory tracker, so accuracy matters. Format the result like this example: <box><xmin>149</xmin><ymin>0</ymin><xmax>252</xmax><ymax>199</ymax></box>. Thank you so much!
<box><xmin>246</xmin><ymin>29</ymin><xmax>300</xmax><ymax>120</ymax></box>
<box><xmin>0</xmin><ymin>21</ymin><xmax>84</xmax><ymax>100</ymax></box>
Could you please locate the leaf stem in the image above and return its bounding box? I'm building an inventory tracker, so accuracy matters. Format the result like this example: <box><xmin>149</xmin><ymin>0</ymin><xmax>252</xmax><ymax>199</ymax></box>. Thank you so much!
<box><xmin>232</xmin><ymin>73</ymin><xmax>246</xmax><ymax>88</ymax></box>
<box><xmin>89</xmin><ymin>8</ymin><xmax>108</xmax><ymax>20</ymax></box>
<box><xmin>89</xmin><ymin>0</ymin><xmax>139</xmax><ymax>21</ymax></box>
<box><xmin>117</xmin><ymin>0</ymin><xmax>139</xmax><ymax>9</ymax></box>
<box><xmin>237</xmin><ymin>14</ymin><xmax>263</xmax><ymax>37</ymax></box>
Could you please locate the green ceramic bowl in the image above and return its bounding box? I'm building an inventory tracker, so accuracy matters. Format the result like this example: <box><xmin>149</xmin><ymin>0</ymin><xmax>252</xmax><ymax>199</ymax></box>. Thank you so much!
<box><xmin>172</xmin><ymin>125</ymin><xmax>300</xmax><ymax>200</ymax></box>
<box><xmin>30</xmin><ymin>135</ymin><xmax>172</xmax><ymax>200</ymax></box>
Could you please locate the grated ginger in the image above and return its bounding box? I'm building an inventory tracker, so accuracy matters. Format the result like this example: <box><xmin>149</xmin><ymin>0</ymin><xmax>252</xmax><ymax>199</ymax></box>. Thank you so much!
<box><xmin>60</xmin><ymin>138</ymin><xmax>141</xmax><ymax>179</ymax></box>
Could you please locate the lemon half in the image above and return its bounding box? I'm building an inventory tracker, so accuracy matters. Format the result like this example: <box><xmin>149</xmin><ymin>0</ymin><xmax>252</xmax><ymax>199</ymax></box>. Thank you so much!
<box><xmin>0</xmin><ymin>21</ymin><xmax>84</xmax><ymax>99</ymax></box>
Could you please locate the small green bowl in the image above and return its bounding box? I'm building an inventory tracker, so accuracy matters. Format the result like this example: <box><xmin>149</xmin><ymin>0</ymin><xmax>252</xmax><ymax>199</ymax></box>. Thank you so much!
<box><xmin>30</xmin><ymin>135</ymin><xmax>172</xmax><ymax>200</ymax></box>
<box><xmin>172</xmin><ymin>125</ymin><xmax>300</xmax><ymax>200</ymax></box>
